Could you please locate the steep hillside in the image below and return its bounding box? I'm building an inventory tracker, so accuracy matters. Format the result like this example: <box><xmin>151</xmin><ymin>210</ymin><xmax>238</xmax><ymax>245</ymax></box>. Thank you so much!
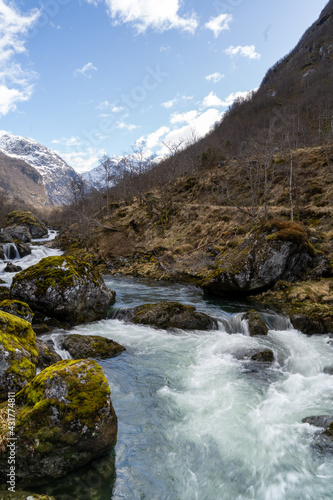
<box><xmin>0</xmin><ymin>132</ymin><xmax>85</xmax><ymax>206</ymax></box>
<box><xmin>0</xmin><ymin>151</ymin><xmax>50</xmax><ymax>207</ymax></box>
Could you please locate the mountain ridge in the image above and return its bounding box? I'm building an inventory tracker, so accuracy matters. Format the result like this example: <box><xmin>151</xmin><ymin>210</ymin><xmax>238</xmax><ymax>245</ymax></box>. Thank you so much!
<box><xmin>0</xmin><ymin>132</ymin><xmax>85</xmax><ymax>206</ymax></box>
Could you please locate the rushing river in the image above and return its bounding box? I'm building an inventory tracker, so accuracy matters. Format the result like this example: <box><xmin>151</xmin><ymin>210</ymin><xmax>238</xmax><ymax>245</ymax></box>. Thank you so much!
<box><xmin>1</xmin><ymin>237</ymin><xmax>333</xmax><ymax>500</ymax></box>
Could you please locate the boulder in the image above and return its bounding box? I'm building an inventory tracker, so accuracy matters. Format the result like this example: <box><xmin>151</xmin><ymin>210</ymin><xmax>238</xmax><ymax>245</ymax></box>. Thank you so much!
<box><xmin>6</xmin><ymin>210</ymin><xmax>48</xmax><ymax>239</ymax></box>
<box><xmin>203</xmin><ymin>221</ymin><xmax>317</xmax><ymax>297</ymax></box>
<box><xmin>36</xmin><ymin>338</ymin><xmax>62</xmax><ymax>369</ymax></box>
<box><xmin>3</xmin><ymin>262</ymin><xmax>22</xmax><ymax>273</ymax></box>
<box><xmin>0</xmin><ymin>359</ymin><xmax>117</xmax><ymax>484</ymax></box>
<box><xmin>3</xmin><ymin>225</ymin><xmax>32</xmax><ymax>243</ymax></box>
<box><xmin>16</xmin><ymin>241</ymin><xmax>32</xmax><ymax>258</ymax></box>
<box><xmin>234</xmin><ymin>348</ymin><xmax>275</xmax><ymax>363</ymax></box>
<box><xmin>10</xmin><ymin>256</ymin><xmax>116</xmax><ymax>326</ymax></box>
<box><xmin>115</xmin><ymin>302</ymin><xmax>218</xmax><ymax>330</ymax></box>
<box><xmin>0</xmin><ymin>311</ymin><xmax>38</xmax><ymax>402</ymax></box>
<box><xmin>245</xmin><ymin>310</ymin><xmax>268</xmax><ymax>336</ymax></box>
<box><xmin>59</xmin><ymin>334</ymin><xmax>125</xmax><ymax>360</ymax></box>
<box><xmin>0</xmin><ymin>299</ymin><xmax>34</xmax><ymax>323</ymax></box>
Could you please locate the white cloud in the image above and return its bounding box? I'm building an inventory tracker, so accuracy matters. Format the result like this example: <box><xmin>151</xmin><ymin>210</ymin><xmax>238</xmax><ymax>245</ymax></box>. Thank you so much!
<box><xmin>52</xmin><ymin>136</ymin><xmax>81</xmax><ymax>147</ymax></box>
<box><xmin>202</xmin><ymin>89</ymin><xmax>257</xmax><ymax>109</ymax></box>
<box><xmin>205</xmin><ymin>72</ymin><xmax>224</xmax><ymax>83</ymax></box>
<box><xmin>74</xmin><ymin>62</ymin><xmax>98</xmax><ymax>78</ymax></box>
<box><xmin>91</xmin><ymin>0</ymin><xmax>198</xmax><ymax>34</ymax></box>
<box><xmin>202</xmin><ymin>91</ymin><xmax>224</xmax><ymax>108</ymax></box>
<box><xmin>170</xmin><ymin>110</ymin><xmax>198</xmax><ymax>124</ymax></box>
<box><xmin>162</xmin><ymin>98</ymin><xmax>177</xmax><ymax>109</ymax></box>
<box><xmin>136</xmin><ymin>125</ymin><xmax>170</xmax><ymax>151</ymax></box>
<box><xmin>57</xmin><ymin>147</ymin><xmax>106</xmax><ymax>173</ymax></box>
<box><xmin>205</xmin><ymin>13</ymin><xmax>232</xmax><ymax>37</ymax></box>
<box><xmin>117</xmin><ymin>121</ymin><xmax>138</xmax><ymax>131</ymax></box>
<box><xmin>0</xmin><ymin>0</ymin><xmax>40</xmax><ymax>116</ymax></box>
<box><xmin>225</xmin><ymin>45</ymin><xmax>261</xmax><ymax>60</ymax></box>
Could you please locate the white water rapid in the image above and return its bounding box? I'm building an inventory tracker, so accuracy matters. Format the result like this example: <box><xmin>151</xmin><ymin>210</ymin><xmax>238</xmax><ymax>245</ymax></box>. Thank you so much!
<box><xmin>1</xmin><ymin>243</ymin><xmax>333</xmax><ymax>500</ymax></box>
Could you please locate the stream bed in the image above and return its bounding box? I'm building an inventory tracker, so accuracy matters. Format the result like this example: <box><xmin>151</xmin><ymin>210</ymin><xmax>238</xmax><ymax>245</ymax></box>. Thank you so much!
<box><xmin>1</xmin><ymin>240</ymin><xmax>333</xmax><ymax>500</ymax></box>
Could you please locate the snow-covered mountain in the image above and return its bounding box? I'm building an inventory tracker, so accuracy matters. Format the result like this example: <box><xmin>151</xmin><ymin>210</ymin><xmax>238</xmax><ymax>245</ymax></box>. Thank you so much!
<box><xmin>0</xmin><ymin>131</ymin><xmax>85</xmax><ymax>206</ymax></box>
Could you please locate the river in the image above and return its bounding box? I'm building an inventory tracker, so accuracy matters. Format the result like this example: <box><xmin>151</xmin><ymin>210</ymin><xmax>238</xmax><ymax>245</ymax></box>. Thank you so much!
<box><xmin>1</xmin><ymin>237</ymin><xmax>333</xmax><ymax>500</ymax></box>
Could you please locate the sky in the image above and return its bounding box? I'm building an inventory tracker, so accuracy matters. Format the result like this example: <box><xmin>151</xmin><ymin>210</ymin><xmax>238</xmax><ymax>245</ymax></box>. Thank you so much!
<box><xmin>0</xmin><ymin>0</ymin><xmax>329</xmax><ymax>173</ymax></box>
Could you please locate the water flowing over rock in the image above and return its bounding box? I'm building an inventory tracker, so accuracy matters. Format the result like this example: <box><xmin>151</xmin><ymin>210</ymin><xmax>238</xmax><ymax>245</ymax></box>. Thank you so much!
<box><xmin>203</xmin><ymin>221</ymin><xmax>318</xmax><ymax>297</ymax></box>
<box><xmin>114</xmin><ymin>302</ymin><xmax>218</xmax><ymax>331</ymax></box>
<box><xmin>10</xmin><ymin>255</ymin><xmax>116</xmax><ymax>326</ymax></box>
<box><xmin>0</xmin><ymin>311</ymin><xmax>38</xmax><ymax>402</ymax></box>
<box><xmin>59</xmin><ymin>334</ymin><xmax>125</xmax><ymax>360</ymax></box>
<box><xmin>245</xmin><ymin>310</ymin><xmax>269</xmax><ymax>336</ymax></box>
<box><xmin>36</xmin><ymin>338</ymin><xmax>62</xmax><ymax>369</ymax></box>
<box><xmin>0</xmin><ymin>359</ymin><xmax>118</xmax><ymax>484</ymax></box>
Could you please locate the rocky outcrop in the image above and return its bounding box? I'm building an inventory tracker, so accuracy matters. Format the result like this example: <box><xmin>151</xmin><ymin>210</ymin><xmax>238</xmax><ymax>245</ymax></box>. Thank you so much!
<box><xmin>6</xmin><ymin>210</ymin><xmax>48</xmax><ymax>239</ymax></box>
<box><xmin>203</xmin><ymin>221</ymin><xmax>321</xmax><ymax>297</ymax></box>
<box><xmin>59</xmin><ymin>334</ymin><xmax>125</xmax><ymax>360</ymax></box>
<box><xmin>10</xmin><ymin>256</ymin><xmax>116</xmax><ymax>326</ymax></box>
<box><xmin>0</xmin><ymin>299</ymin><xmax>34</xmax><ymax>323</ymax></box>
<box><xmin>257</xmin><ymin>279</ymin><xmax>333</xmax><ymax>334</ymax></box>
<box><xmin>245</xmin><ymin>310</ymin><xmax>268</xmax><ymax>336</ymax></box>
<box><xmin>0</xmin><ymin>359</ymin><xmax>117</xmax><ymax>484</ymax></box>
<box><xmin>36</xmin><ymin>338</ymin><xmax>62</xmax><ymax>369</ymax></box>
<box><xmin>114</xmin><ymin>302</ymin><xmax>218</xmax><ymax>331</ymax></box>
<box><xmin>0</xmin><ymin>311</ymin><xmax>38</xmax><ymax>402</ymax></box>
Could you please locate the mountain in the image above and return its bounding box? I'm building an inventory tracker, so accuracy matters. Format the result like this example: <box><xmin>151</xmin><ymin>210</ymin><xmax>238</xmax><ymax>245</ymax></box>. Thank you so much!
<box><xmin>0</xmin><ymin>132</ymin><xmax>85</xmax><ymax>206</ymax></box>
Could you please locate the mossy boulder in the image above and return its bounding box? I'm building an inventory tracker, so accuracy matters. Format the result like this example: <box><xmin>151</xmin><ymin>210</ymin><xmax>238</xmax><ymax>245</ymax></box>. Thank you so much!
<box><xmin>59</xmin><ymin>334</ymin><xmax>125</xmax><ymax>360</ymax></box>
<box><xmin>10</xmin><ymin>256</ymin><xmax>116</xmax><ymax>326</ymax></box>
<box><xmin>0</xmin><ymin>299</ymin><xmax>34</xmax><ymax>323</ymax></box>
<box><xmin>0</xmin><ymin>287</ymin><xmax>10</xmax><ymax>301</ymax></box>
<box><xmin>6</xmin><ymin>210</ymin><xmax>48</xmax><ymax>239</ymax></box>
<box><xmin>257</xmin><ymin>279</ymin><xmax>333</xmax><ymax>334</ymax></box>
<box><xmin>0</xmin><ymin>311</ymin><xmax>38</xmax><ymax>402</ymax></box>
<box><xmin>117</xmin><ymin>302</ymin><xmax>218</xmax><ymax>330</ymax></box>
<box><xmin>36</xmin><ymin>339</ymin><xmax>62</xmax><ymax>369</ymax></box>
<box><xmin>245</xmin><ymin>310</ymin><xmax>268</xmax><ymax>336</ymax></box>
<box><xmin>203</xmin><ymin>221</ymin><xmax>317</xmax><ymax>297</ymax></box>
<box><xmin>0</xmin><ymin>359</ymin><xmax>117</xmax><ymax>484</ymax></box>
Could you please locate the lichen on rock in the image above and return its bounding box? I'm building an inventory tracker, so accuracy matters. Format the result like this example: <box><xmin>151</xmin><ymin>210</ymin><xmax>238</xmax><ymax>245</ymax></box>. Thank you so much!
<box><xmin>10</xmin><ymin>255</ymin><xmax>116</xmax><ymax>326</ymax></box>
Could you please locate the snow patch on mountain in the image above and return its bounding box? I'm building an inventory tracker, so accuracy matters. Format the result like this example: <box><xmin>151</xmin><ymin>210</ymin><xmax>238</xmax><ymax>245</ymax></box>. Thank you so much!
<box><xmin>0</xmin><ymin>131</ymin><xmax>85</xmax><ymax>205</ymax></box>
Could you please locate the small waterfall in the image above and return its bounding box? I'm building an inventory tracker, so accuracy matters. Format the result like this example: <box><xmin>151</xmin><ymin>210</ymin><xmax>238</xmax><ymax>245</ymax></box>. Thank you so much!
<box><xmin>219</xmin><ymin>312</ymin><xmax>249</xmax><ymax>335</ymax></box>
<box><xmin>2</xmin><ymin>242</ymin><xmax>20</xmax><ymax>261</ymax></box>
<box><xmin>50</xmin><ymin>334</ymin><xmax>71</xmax><ymax>360</ymax></box>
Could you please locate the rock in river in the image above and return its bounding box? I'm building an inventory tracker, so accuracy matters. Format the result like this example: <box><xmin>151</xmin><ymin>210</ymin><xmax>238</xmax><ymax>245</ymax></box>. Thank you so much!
<box><xmin>0</xmin><ymin>359</ymin><xmax>117</xmax><ymax>484</ymax></box>
<box><xmin>59</xmin><ymin>334</ymin><xmax>125</xmax><ymax>360</ymax></box>
<box><xmin>115</xmin><ymin>301</ymin><xmax>218</xmax><ymax>331</ymax></box>
<box><xmin>10</xmin><ymin>255</ymin><xmax>116</xmax><ymax>326</ymax></box>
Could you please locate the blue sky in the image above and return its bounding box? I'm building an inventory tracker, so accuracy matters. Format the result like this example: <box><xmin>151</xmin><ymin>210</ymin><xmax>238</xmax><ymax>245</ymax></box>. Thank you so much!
<box><xmin>0</xmin><ymin>0</ymin><xmax>328</xmax><ymax>172</ymax></box>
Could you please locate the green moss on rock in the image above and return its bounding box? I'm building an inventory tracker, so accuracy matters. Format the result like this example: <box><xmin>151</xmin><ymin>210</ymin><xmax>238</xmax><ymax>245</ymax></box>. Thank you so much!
<box><xmin>11</xmin><ymin>255</ymin><xmax>116</xmax><ymax>325</ymax></box>
<box><xmin>0</xmin><ymin>359</ymin><xmax>117</xmax><ymax>483</ymax></box>
<box><xmin>60</xmin><ymin>334</ymin><xmax>125</xmax><ymax>359</ymax></box>
<box><xmin>0</xmin><ymin>311</ymin><xmax>38</xmax><ymax>401</ymax></box>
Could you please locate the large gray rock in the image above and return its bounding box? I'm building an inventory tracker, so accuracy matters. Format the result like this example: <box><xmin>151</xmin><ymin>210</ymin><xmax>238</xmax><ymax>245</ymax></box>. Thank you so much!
<box><xmin>114</xmin><ymin>302</ymin><xmax>218</xmax><ymax>331</ymax></box>
<box><xmin>3</xmin><ymin>225</ymin><xmax>32</xmax><ymax>243</ymax></box>
<box><xmin>0</xmin><ymin>359</ymin><xmax>117</xmax><ymax>484</ymax></box>
<box><xmin>245</xmin><ymin>310</ymin><xmax>268</xmax><ymax>336</ymax></box>
<box><xmin>10</xmin><ymin>256</ymin><xmax>116</xmax><ymax>326</ymax></box>
<box><xmin>203</xmin><ymin>221</ymin><xmax>316</xmax><ymax>297</ymax></box>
